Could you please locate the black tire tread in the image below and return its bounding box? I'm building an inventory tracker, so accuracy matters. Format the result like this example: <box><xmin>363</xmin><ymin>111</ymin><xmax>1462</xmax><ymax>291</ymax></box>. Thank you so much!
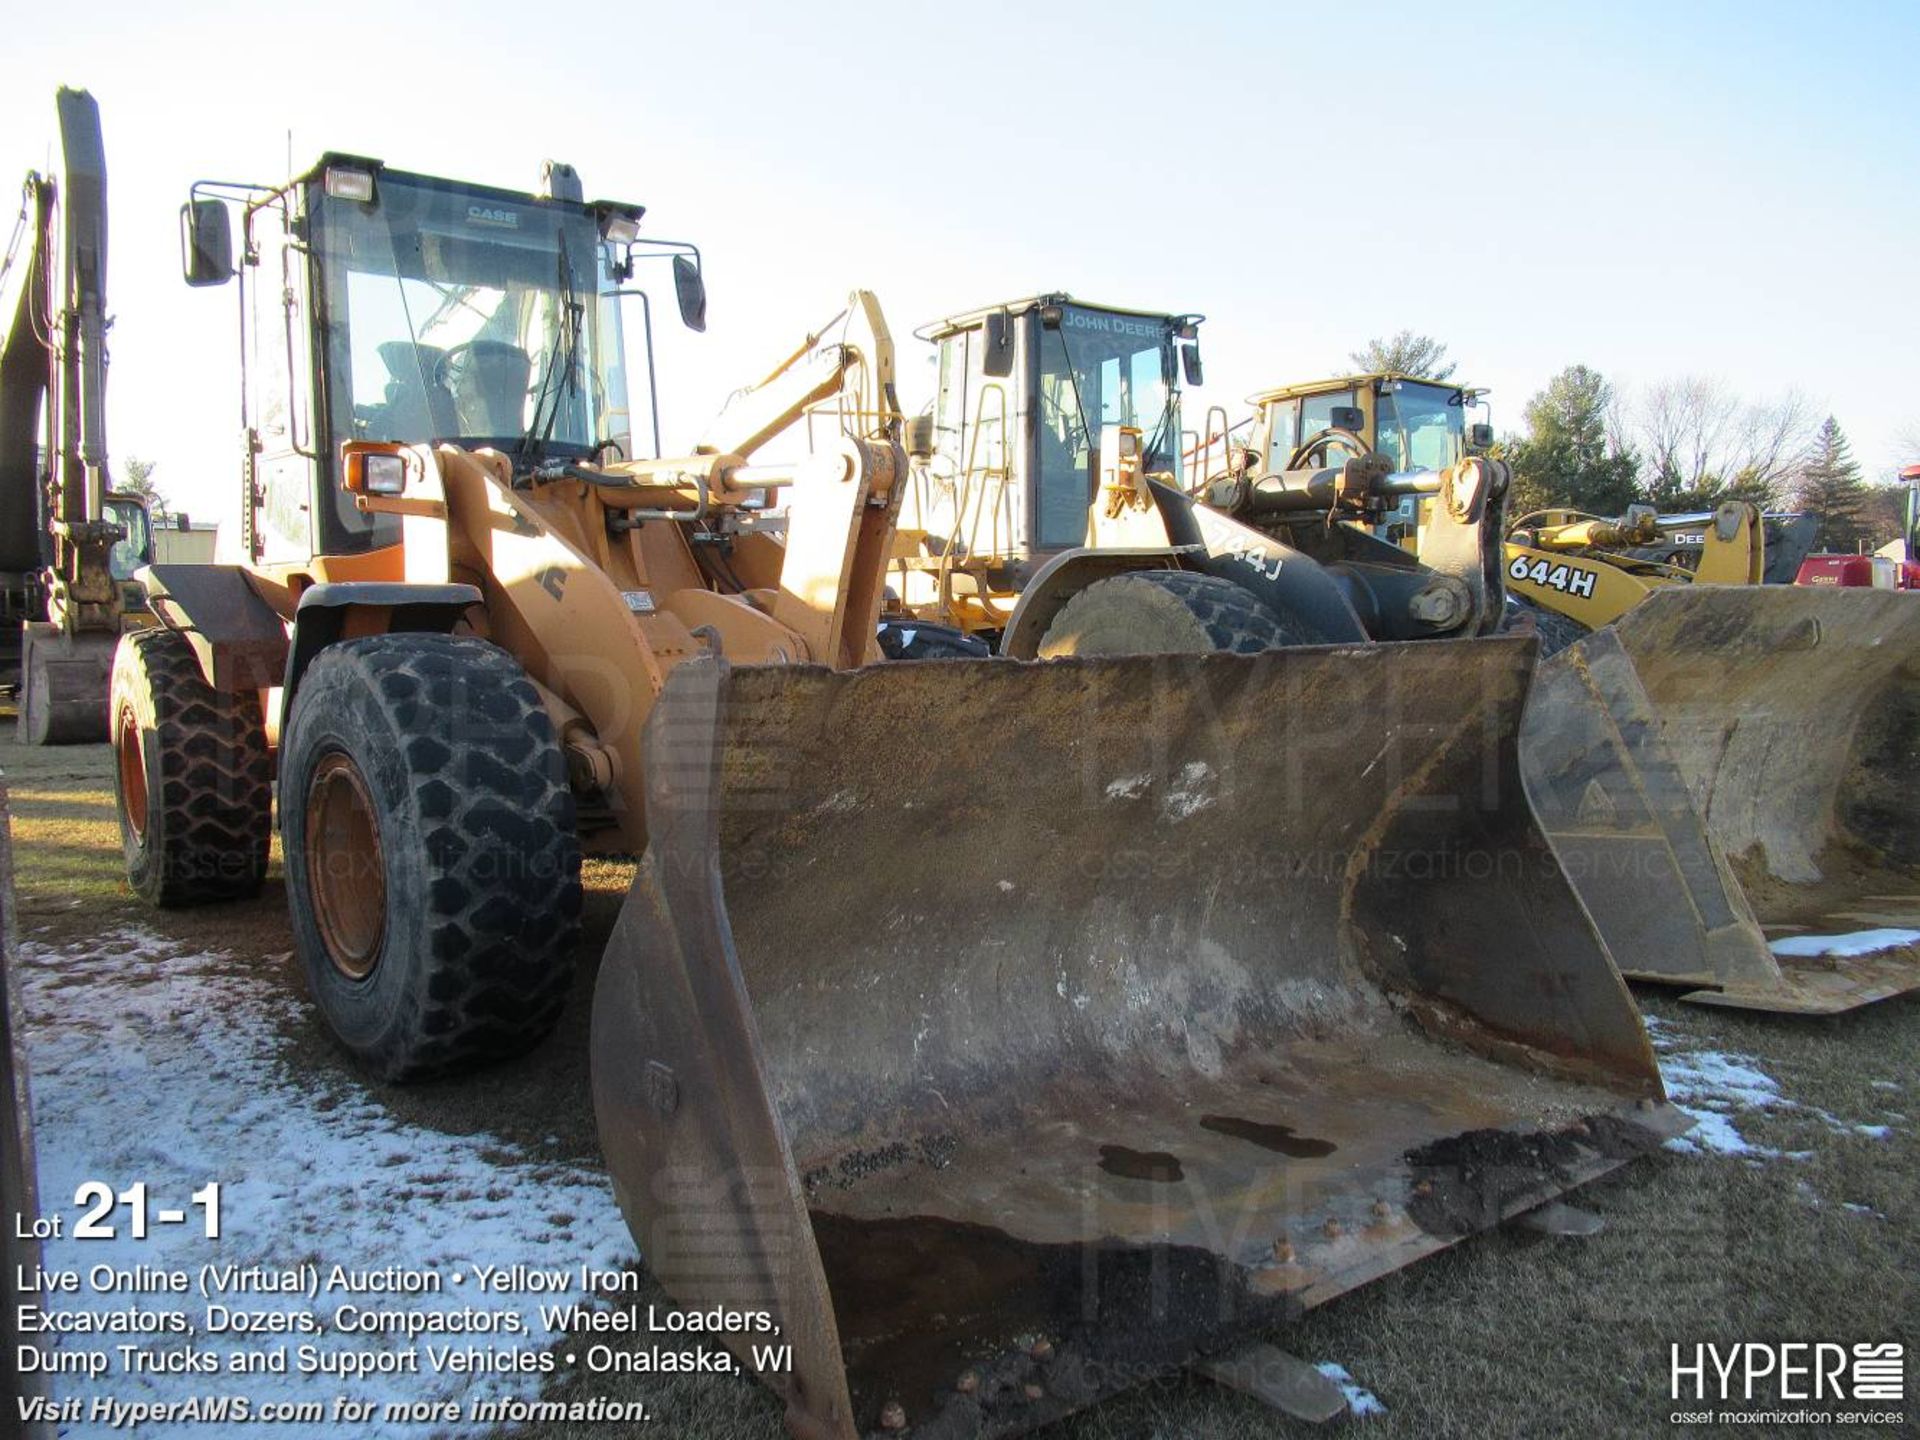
<box><xmin>281</xmin><ymin>633</ymin><xmax>581</xmax><ymax>1081</ymax></box>
<box><xmin>112</xmin><ymin>629</ymin><xmax>272</xmax><ymax>906</ymax></box>
<box><xmin>1043</xmin><ymin>570</ymin><xmax>1294</xmax><ymax>655</ymax></box>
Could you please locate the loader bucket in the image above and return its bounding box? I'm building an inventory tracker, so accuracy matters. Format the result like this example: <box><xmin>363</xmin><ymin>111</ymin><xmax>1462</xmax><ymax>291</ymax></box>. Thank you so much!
<box><xmin>1522</xmin><ymin>587</ymin><xmax>1920</xmax><ymax>1013</ymax></box>
<box><xmin>593</xmin><ymin>639</ymin><xmax>1680</xmax><ymax>1440</ymax></box>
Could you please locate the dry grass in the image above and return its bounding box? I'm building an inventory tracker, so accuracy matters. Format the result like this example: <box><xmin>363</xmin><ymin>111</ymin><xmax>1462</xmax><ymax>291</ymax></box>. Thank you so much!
<box><xmin>3</xmin><ymin>724</ymin><xmax>1914</xmax><ymax>1439</ymax></box>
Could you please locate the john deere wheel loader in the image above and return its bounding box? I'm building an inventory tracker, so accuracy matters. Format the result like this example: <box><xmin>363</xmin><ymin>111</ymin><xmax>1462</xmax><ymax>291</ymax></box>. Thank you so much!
<box><xmin>1</xmin><ymin>89</ymin><xmax>155</xmax><ymax>742</ymax></box>
<box><xmin>115</xmin><ymin>150</ymin><xmax>1680</xmax><ymax>1439</ymax></box>
<box><xmin>1216</xmin><ymin>372</ymin><xmax>1920</xmax><ymax>1015</ymax></box>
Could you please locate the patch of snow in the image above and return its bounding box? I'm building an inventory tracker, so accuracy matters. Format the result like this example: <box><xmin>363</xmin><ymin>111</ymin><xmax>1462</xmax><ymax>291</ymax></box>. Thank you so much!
<box><xmin>1870</xmin><ymin>1080</ymin><xmax>1900</xmax><ymax>1091</ymax></box>
<box><xmin>1654</xmin><ymin>1031</ymin><xmax>1895</xmax><ymax>1158</ymax></box>
<box><xmin>19</xmin><ymin>929</ymin><xmax>635</xmax><ymax>1438</ymax></box>
<box><xmin>1657</xmin><ymin>1047</ymin><xmax>1795</xmax><ymax>1159</ymax></box>
<box><xmin>1769</xmin><ymin>928</ymin><xmax>1920</xmax><ymax>958</ymax></box>
<box><xmin>1315</xmin><ymin>1361</ymin><xmax>1386</xmax><ymax>1417</ymax></box>
<box><xmin>1843</xmin><ymin>1203</ymin><xmax>1887</xmax><ymax>1219</ymax></box>
<box><xmin>997</xmin><ymin>879</ymin><xmax>1016</xmax><ymax>893</ymax></box>
<box><xmin>1104</xmin><ymin>774</ymin><xmax>1150</xmax><ymax>801</ymax></box>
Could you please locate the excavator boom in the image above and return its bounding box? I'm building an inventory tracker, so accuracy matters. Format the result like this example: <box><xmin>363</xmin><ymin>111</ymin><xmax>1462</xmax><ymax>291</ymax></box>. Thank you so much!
<box><xmin>4</xmin><ymin>88</ymin><xmax>148</xmax><ymax>743</ymax></box>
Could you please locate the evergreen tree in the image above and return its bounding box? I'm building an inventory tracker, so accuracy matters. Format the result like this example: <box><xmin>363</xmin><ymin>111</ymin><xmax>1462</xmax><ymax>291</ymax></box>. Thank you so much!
<box><xmin>1794</xmin><ymin>417</ymin><xmax>1871</xmax><ymax>553</ymax></box>
<box><xmin>1506</xmin><ymin>365</ymin><xmax>1641</xmax><ymax>515</ymax></box>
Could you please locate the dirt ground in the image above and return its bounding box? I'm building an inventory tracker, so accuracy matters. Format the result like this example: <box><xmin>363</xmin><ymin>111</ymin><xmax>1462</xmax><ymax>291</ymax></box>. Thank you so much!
<box><xmin>3</xmin><ymin>726</ymin><xmax>1915</xmax><ymax>1440</ymax></box>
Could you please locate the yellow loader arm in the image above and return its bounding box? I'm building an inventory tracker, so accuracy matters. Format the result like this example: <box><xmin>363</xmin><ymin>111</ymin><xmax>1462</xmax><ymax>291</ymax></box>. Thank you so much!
<box><xmin>1506</xmin><ymin>500</ymin><xmax>1762</xmax><ymax>628</ymax></box>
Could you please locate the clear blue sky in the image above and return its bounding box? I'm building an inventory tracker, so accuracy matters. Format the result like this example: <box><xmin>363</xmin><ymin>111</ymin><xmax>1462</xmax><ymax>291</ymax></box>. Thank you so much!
<box><xmin>6</xmin><ymin>0</ymin><xmax>1916</xmax><ymax>529</ymax></box>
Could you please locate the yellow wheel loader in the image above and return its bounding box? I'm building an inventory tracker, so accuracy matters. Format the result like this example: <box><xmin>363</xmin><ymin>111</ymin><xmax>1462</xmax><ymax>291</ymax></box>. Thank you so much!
<box><xmin>892</xmin><ymin>305</ymin><xmax>1508</xmax><ymax>659</ymax></box>
<box><xmin>1210</xmin><ymin>372</ymin><xmax>1920</xmax><ymax>1015</ymax></box>
<box><xmin>1</xmin><ymin>90</ymin><xmax>155</xmax><ymax>743</ymax></box>
<box><xmin>114</xmin><ymin>152</ymin><xmax>1681</xmax><ymax>1438</ymax></box>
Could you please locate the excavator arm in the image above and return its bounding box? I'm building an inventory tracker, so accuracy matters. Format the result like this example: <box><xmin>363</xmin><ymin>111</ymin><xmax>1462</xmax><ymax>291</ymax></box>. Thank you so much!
<box><xmin>6</xmin><ymin>88</ymin><xmax>147</xmax><ymax>743</ymax></box>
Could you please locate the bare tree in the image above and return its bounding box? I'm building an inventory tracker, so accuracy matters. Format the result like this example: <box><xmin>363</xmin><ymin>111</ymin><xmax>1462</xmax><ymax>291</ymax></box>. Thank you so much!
<box><xmin>1893</xmin><ymin>418</ymin><xmax>1920</xmax><ymax>471</ymax></box>
<box><xmin>1347</xmin><ymin>331</ymin><xmax>1456</xmax><ymax>381</ymax></box>
<box><xmin>1630</xmin><ymin>378</ymin><xmax>1817</xmax><ymax>507</ymax></box>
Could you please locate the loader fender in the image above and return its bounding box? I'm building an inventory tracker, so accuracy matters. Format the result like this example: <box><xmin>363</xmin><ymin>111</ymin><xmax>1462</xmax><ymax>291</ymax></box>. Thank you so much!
<box><xmin>1000</xmin><ymin>547</ymin><xmax>1192</xmax><ymax>659</ymax></box>
<box><xmin>1149</xmin><ymin>479</ymin><xmax>1373</xmax><ymax>644</ymax></box>
<box><xmin>281</xmin><ymin>582</ymin><xmax>482</xmax><ymax>732</ymax></box>
<box><xmin>1003</xmin><ymin>487</ymin><xmax>1373</xmax><ymax>659</ymax></box>
<box><xmin>138</xmin><ymin>563</ymin><xmax>290</xmax><ymax>691</ymax></box>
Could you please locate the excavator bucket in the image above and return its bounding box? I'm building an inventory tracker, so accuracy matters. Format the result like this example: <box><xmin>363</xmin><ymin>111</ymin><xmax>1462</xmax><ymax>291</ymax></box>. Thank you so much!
<box><xmin>593</xmin><ymin>638</ymin><xmax>1680</xmax><ymax>1440</ymax></box>
<box><xmin>1522</xmin><ymin>587</ymin><xmax>1920</xmax><ymax>1013</ymax></box>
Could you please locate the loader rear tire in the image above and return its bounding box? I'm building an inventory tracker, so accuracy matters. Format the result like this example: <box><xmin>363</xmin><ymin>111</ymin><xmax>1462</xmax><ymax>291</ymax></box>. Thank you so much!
<box><xmin>1036</xmin><ymin>569</ymin><xmax>1300</xmax><ymax>657</ymax></box>
<box><xmin>279</xmin><ymin>634</ymin><xmax>581</xmax><ymax>1081</ymax></box>
<box><xmin>110</xmin><ymin>629</ymin><xmax>272</xmax><ymax>907</ymax></box>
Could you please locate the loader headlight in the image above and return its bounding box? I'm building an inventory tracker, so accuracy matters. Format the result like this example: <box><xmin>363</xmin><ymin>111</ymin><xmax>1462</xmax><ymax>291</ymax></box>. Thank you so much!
<box><xmin>324</xmin><ymin>166</ymin><xmax>376</xmax><ymax>203</ymax></box>
<box><xmin>343</xmin><ymin>444</ymin><xmax>407</xmax><ymax>496</ymax></box>
<box><xmin>599</xmin><ymin>211</ymin><xmax>641</xmax><ymax>246</ymax></box>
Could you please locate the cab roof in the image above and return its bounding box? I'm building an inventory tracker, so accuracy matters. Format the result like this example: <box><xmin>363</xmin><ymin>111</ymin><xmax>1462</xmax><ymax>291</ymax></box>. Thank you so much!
<box><xmin>1246</xmin><ymin>372</ymin><xmax>1482</xmax><ymax>406</ymax></box>
<box><xmin>918</xmin><ymin>292</ymin><xmax>1195</xmax><ymax>341</ymax></box>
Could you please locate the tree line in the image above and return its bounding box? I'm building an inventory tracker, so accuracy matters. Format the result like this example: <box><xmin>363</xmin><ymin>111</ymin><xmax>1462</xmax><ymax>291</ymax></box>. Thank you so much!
<box><xmin>1349</xmin><ymin>333</ymin><xmax>1911</xmax><ymax>554</ymax></box>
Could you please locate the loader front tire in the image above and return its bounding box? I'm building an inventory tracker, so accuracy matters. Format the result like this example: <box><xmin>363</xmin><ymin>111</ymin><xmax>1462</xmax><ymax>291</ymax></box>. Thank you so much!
<box><xmin>110</xmin><ymin>629</ymin><xmax>272</xmax><ymax>907</ymax></box>
<box><xmin>279</xmin><ymin>634</ymin><xmax>581</xmax><ymax>1081</ymax></box>
<box><xmin>1037</xmin><ymin>569</ymin><xmax>1299</xmax><ymax>657</ymax></box>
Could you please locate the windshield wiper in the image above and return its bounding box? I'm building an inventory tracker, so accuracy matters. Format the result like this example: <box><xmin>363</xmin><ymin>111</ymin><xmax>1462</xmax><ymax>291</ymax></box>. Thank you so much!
<box><xmin>518</xmin><ymin>236</ymin><xmax>584</xmax><ymax>467</ymax></box>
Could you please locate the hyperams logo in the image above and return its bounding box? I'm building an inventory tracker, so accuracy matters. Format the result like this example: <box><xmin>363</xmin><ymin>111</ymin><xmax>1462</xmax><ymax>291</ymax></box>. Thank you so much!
<box><xmin>1669</xmin><ymin>1342</ymin><xmax>1905</xmax><ymax>1427</ymax></box>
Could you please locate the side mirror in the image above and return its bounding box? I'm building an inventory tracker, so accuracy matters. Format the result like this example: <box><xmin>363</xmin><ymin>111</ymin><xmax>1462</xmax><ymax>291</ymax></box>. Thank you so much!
<box><xmin>672</xmin><ymin>255</ymin><xmax>707</xmax><ymax>332</ymax></box>
<box><xmin>981</xmin><ymin>311</ymin><xmax>1014</xmax><ymax>379</ymax></box>
<box><xmin>1468</xmin><ymin>421</ymin><xmax>1493</xmax><ymax>449</ymax></box>
<box><xmin>180</xmin><ymin>199</ymin><xmax>233</xmax><ymax>287</ymax></box>
<box><xmin>1330</xmin><ymin>405</ymin><xmax>1364</xmax><ymax>434</ymax></box>
<box><xmin>1181</xmin><ymin>342</ymin><xmax>1203</xmax><ymax>387</ymax></box>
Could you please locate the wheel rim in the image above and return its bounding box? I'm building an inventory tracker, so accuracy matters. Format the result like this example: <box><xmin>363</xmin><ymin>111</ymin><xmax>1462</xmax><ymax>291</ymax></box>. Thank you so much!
<box><xmin>116</xmin><ymin>708</ymin><xmax>149</xmax><ymax>842</ymax></box>
<box><xmin>306</xmin><ymin>751</ymin><xmax>386</xmax><ymax>980</ymax></box>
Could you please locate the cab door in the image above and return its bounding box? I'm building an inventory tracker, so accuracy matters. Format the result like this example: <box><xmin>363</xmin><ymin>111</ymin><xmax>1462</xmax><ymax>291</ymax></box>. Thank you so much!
<box><xmin>242</xmin><ymin>197</ymin><xmax>317</xmax><ymax>563</ymax></box>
